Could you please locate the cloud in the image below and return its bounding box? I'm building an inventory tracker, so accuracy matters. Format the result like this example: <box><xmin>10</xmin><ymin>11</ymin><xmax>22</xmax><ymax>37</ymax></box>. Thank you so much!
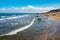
<box><xmin>0</xmin><ymin>5</ymin><xmax>57</xmax><ymax>13</ymax></box>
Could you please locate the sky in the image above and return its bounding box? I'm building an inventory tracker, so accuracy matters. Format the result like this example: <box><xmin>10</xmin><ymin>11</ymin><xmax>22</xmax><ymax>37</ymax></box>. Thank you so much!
<box><xmin>0</xmin><ymin>0</ymin><xmax>60</xmax><ymax>13</ymax></box>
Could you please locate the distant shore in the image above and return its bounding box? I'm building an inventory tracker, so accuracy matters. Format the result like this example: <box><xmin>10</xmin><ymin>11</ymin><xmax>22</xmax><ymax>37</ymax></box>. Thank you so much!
<box><xmin>42</xmin><ymin>10</ymin><xmax>60</xmax><ymax>20</ymax></box>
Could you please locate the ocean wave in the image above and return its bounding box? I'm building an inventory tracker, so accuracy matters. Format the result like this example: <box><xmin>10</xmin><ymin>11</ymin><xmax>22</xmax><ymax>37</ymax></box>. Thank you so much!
<box><xmin>0</xmin><ymin>15</ymin><xmax>29</xmax><ymax>20</ymax></box>
<box><xmin>0</xmin><ymin>18</ymin><xmax>35</xmax><ymax>36</ymax></box>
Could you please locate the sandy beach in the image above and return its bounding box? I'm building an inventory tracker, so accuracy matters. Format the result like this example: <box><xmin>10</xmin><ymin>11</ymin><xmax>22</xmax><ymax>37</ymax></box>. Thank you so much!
<box><xmin>40</xmin><ymin>9</ymin><xmax>60</xmax><ymax>40</ymax></box>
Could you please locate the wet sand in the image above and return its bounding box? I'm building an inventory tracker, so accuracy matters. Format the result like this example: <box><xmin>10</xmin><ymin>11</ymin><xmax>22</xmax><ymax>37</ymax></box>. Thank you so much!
<box><xmin>37</xmin><ymin>15</ymin><xmax>60</xmax><ymax>40</ymax></box>
<box><xmin>42</xmin><ymin>12</ymin><xmax>60</xmax><ymax>40</ymax></box>
<box><xmin>41</xmin><ymin>11</ymin><xmax>60</xmax><ymax>40</ymax></box>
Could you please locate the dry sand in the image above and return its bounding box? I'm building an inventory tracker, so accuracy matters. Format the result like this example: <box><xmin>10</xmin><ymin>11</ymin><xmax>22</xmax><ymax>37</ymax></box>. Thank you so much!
<box><xmin>42</xmin><ymin>12</ymin><xmax>60</xmax><ymax>20</ymax></box>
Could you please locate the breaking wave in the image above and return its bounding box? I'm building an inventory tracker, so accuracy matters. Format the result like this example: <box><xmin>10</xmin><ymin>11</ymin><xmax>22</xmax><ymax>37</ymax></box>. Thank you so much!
<box><xmin>0</xmin><ymin>18</ymin><xmax>35</xmax><ymax>36</ymax></box>
<box><xmin>0</xmin><ymin>15</ymin><xmax>29</xmax><ymax>20</ymax></box>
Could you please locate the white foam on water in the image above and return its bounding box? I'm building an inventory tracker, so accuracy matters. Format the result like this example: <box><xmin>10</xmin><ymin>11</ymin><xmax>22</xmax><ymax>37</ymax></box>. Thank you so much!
<box><xmin>0</xmin><ymin>15</ymin><xmax>29</xmax><ymax>20</ymax></box>
<box><xmin>0</xmin><ymin>18</ymin><xmax>35</xmax><ymax>36</ymax></box>
<box><xmin>1</xmin><ymin>16</ymin><xmax>5</xmax><ymax>18</ymax></box>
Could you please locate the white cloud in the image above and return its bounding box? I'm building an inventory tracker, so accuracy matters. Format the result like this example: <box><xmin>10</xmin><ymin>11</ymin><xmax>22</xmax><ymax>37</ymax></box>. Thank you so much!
<box><xmin>0</xmin><ymin>5</ymin><xmax>57</xmax><ymax>13</ymax></box>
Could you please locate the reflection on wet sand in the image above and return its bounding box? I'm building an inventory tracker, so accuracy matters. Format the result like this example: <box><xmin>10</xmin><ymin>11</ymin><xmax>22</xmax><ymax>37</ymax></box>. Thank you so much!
<box><xmin>37</xmin><ymin>18</ymin><xmax>60</xmax><ymax>40</ymax></box>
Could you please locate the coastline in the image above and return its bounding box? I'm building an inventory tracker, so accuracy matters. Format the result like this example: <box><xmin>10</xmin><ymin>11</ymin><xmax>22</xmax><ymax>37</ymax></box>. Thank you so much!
<box><xmin>0</xmin><ymin>12</ymin><xmax>60</xmax><ymax>40</ymax></box>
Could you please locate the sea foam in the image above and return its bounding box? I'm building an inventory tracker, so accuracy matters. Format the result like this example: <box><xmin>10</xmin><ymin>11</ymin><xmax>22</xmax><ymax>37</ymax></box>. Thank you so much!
<box><xmin>0</xmin><ymin>18</ymin><xmax>35</xmax><ymax>36</ymax></box>
<box><xmin>0</xmin><ymin>15</ymin><xmax>29</xmax><ymax>20</ymax></box>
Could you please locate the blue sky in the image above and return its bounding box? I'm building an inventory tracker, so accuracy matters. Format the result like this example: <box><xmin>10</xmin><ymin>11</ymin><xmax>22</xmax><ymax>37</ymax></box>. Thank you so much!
<box><xmin>0</xmin><ymin>0</ymin><xmax>60</xmax><ymax>13</ymax></box>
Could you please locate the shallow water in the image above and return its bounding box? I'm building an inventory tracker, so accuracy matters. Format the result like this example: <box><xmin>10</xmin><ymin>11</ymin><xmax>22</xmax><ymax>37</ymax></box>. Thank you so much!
<box><xmin>0</xmin><ymin>14</ymin><xmax>33</xmax><ymax>35</ymax></box>
<box><xmin>0</xmin><ymin>13</ymin><xmax>48</xmax><ymax>36</ymax></box>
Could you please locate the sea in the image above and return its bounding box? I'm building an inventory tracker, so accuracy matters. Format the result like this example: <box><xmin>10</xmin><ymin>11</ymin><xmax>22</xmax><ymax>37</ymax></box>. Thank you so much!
<box><xmin>0</xmin><ymin>13</ymin><xmax>48</xmax><ymax>36</ymax></box>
